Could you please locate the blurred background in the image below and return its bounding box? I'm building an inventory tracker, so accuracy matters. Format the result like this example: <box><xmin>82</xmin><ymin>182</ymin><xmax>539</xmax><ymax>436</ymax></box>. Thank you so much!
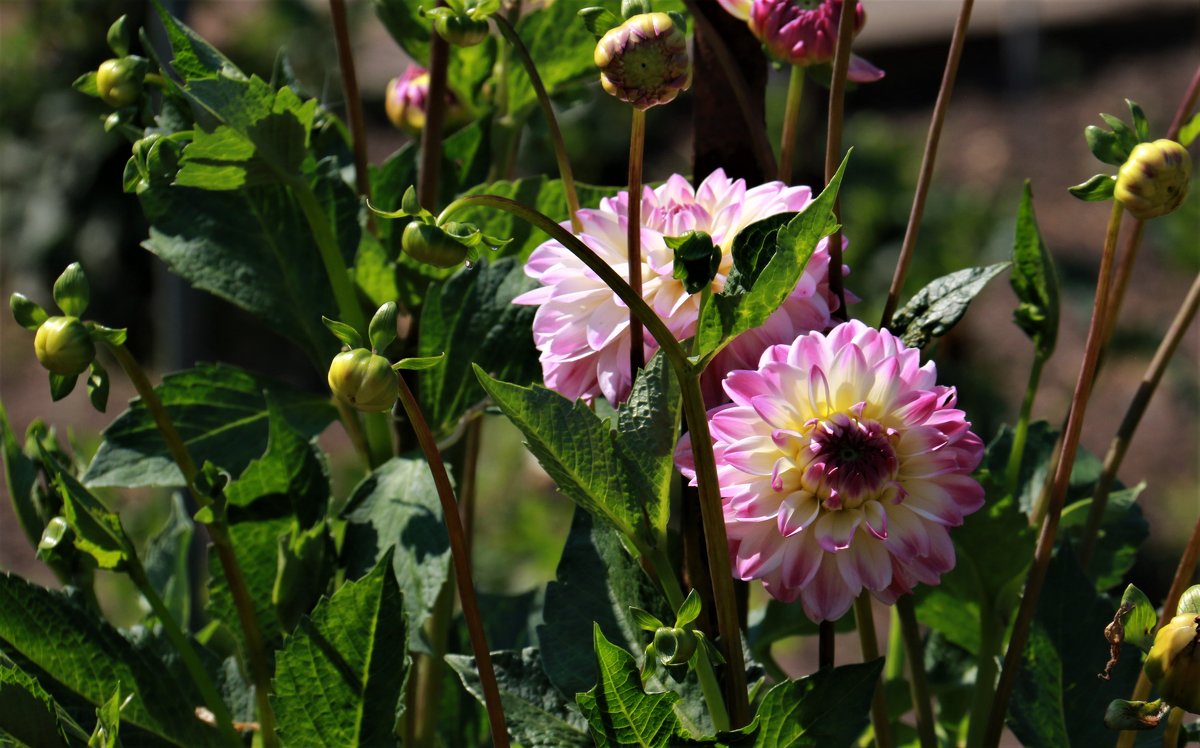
<box><xmin>0</xmin><ymin>0</ymin><xmax>1197</xmax><ymax>646</ymax></box>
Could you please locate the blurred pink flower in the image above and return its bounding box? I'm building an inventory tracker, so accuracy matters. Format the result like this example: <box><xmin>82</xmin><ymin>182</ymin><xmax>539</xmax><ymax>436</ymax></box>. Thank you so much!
<box><xmin>385</xmin><ymin>66</ymin><xmax>466</xmax><ymax>135</ymax></box>
<box><xmin>676</xmin><ymin>320</ymin><xmax>985</xmax><ymax>621</ymax></box>
<box><xmin>514</xmin><ymin>169</ymin><xmax>846</xmax><ymax>405</ymax></box>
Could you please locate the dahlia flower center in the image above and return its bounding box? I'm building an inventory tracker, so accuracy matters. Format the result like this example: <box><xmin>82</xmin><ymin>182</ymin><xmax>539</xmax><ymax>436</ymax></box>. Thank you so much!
<box><xmin>797</xmin><ymin>413</ymin><xmax>899</xmax><ymax>509</ymax></box>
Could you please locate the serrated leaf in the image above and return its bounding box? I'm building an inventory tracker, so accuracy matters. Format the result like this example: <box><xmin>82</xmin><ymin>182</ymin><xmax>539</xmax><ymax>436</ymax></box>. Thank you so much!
<box><xmin>1068</xmin><ymin>174</ymin><xmax>1116</xmax><ymax>202</ymax></box>
<box><xmin>0</xmin><ymin>659</ymin><xmax>76</xmax><ymax>747</ymax></box>
<box><xmin>151</xmin><ymin>0</ymin><xmax>243</xmax><ymax>81</ymax></box>
<box><xmin>272</xmin><ymin>552</ymin><xmax>409</xmax><ymax>747</ymax></box>
<box><xmin>340</xmin><ymin>457</ymin><xmax>451</xmax><ymax>649</ymax></box>
<box><xmin>206</xmin><ymin>518</ymin><xmax>286</xmax><ymax>659</ymax></box>
<box><xmin>10</xmin><ymin>293</ymin><xmax>49</xmax><ymax>330</ymax></box>
<box><xmin>1010</xmin><ymin>182</ymin><xmax>1059</xmax><ymax>358</ymax></box>
<box><xmin>1116</xmin><ymin>585</ymin><xmax>1158</xmax><ymax>654</ymax></box>
<box><xmin>447</xmin><ymin>648</ymin><xmax>591</xmax><ymax>748</ymax></box>
<box><xmin>615</xmin><ymin>353</ymin><xmax>680</xmax><ymax>540</ymax></box>
<box><xmin>577</xmin><ymin>625</ymin><xmax>682</xmax><ymax>748</ymax></box>
<box><xmin>84</xmin><ymin>363</ymin><xmax>336</xmax><ymax>488</ymax></box>
<box><xmin>890</xmin><ymin>262</ymin><xmax>1010</xmax><ymax>349</ymax></box>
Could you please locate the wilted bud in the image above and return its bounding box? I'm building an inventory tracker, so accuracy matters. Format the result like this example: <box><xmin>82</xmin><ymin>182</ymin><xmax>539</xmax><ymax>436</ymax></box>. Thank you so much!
<box><xmin>1144</xmin><ymin>614</ymin><xmax>1200</xmax><ymax>714</ymax></box>
<box><xmin>747</xmin><ymin>0</ymin><xmax>883</xmax><ymax>81</ymax></box>
<box><xmin>385</xmin><ymin>66</ymin><xmax>466</xmax><ymax>135</ymax></box>
<box><xmin>327</xmin><ymin>349</ymin><xmax>397</xmax><ymax>412</ymax></box>
<box><xmin>34</xmin><ymin>317</ymin><xmax>95</xmax><ymax>377</ymax></box>
<box><xmin>594</xmin><ymin>12</ymin><xmax>690</xmax><ymax>110</ymax></box>
<box><xmin>95</xmin><ymin>57</ymin><xmax>147</xmax><ymax>108</ymax></box>
<box><xmin>1115</xmin><ymin>139</ymin><xmax>1192</xmax><ymax>220</ymax></box>
<box><xmin>402</xmin><ymin>221</ymin><xmax>471</xmax><ymax>268</ymax></box>
<box><xmin>652</xmin><ymin>626</ymin><xmax>698</xmax><ymax>666</ymax></box>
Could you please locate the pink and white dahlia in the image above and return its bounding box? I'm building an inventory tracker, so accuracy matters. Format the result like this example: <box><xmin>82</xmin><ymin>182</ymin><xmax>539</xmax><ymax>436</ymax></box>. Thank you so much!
<box><xmin>676</xmin><ymin>320</ymin><xmax>985</xmax><ymax>621</ymax></box>
<box><xmin>513</xmin><ymin>169</ymin><xmax>846</xmax><ymax>405</ymax></box>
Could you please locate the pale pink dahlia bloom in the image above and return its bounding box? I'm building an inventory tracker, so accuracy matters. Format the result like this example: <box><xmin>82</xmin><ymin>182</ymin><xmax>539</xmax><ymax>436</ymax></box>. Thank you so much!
<box><xmin>513</xmin><ymin>169</ymin><xmax>846</xmax><ymax>405</ymax></box>
<box><xmin>676</xmin><ymin>320</ymin><xmax>985</xmax><ymax>621</ymax></box>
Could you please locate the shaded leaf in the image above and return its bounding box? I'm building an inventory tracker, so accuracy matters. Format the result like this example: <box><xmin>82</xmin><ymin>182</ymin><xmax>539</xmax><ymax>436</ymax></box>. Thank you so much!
<box><xmin>1115</xmin><ymin>585</ymin><xmax>1158</xmax><ymax>654</ymax></box>
<box><xmin>206</xmin><ymin>517</ymin><xmax>287</xmax><ymax>657</ymax></box>
<box><xmin>151</xmin><ymin>0</ymin><xmax>242</xmax><ymax>81</ymax></box>
<box><xmin>142</xmin><ymin>493</ymin><xmax>194</xmax><ymax>629</ymax></box>
<box><xmin>1</xmin><ymin>400</ymin><xmax>43</xmax><ymax>550</ymax></box>
<box><xmin>890</xmin><ymin>263</ymin><xmax>1010</xmax><ymax>349</ymax></box>
<box><xmin>0</xmin><ymin>659</ymin><xmax>76</xmax><ymax>747</ymax></box>
<box><xmin>1059</xmin><ymin>485</ymin><xmax>1147</xmax><ymax>590</ymax></box>
<box><xmin>1010</xmin><ymin>182</ymin><xmax>1059</xmax><ymax>358</ymax></box>
<box><xmin>38</xmin><ymin>447</ymin><xmax>130</xmax><ymax>571</ymax></box>
<box><xmin>616</xmin><ymin>353</ymin><xmax>681</xmax><ymax>540</ymax></box>
<box><xmin>577</xmin><ymin>625</ymin><xmax>682</xmax><ymax>748</ymax></box>
<box><xmin>88</xmin><ymin>684</ymin><xmax>127</xmax><ymax>748</ymax></box>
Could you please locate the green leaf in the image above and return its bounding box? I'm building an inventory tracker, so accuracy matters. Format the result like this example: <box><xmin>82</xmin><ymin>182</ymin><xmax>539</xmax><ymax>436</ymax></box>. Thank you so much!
<box><xmin>321</xmin><ymin>316</ymin><xmax>363</xmax><ymax>350</ymax></box>
<box><xmin>889</xmin><ymin>262</ymin><xmax>1010</xmax><ymax>349</ymax></box>
<box><xmin>340</xmin><ymin>457</ymin><xmax>451</xmax><ymax>649</ymax></box>
<box><xmin>446</xmin><ymin>648</ymin><xmax>591</xmax><ymax>748</ymax></box>
<box><xmin>1099</xmin><ymin>113</ymin><xmax>1140</xmax><ymax>157</ymax></box>
<box><xmin>1059</xmin><ymin>484</ymin><xmax>1147</xmax><ymax>590</ymax></box>
<box><xmin>73</xmin><ymin>71</ymin><xmax>99</xmax><ymax>97</ymax></box>
<box><xmin>1176</xmin><ymin>585</ymin><xmax>1200</xmax><ymax>616</ymax></box>
<box><xmin>1085</xmin><ymin>126</ymin><xmax>1128</xmax><ymax>167</ymax></box>
<box><xmin>350</xmin><ymin>232</ymin><xmax>400</xmax><ymax>309</ymax></box>
<box><xmin>142</xmin><ymin>493</ymin><xmax>194</xmax><ymax>630</ymax></box>
<box><xmin>151</xmin><ymin>0</ymin><xmax>242</xmax><ymax>81</ymax></box>
<box><xmin>1009</xmin><ymin>182</ymin><xmax>1059</xmax><ymax>358</ymax></box>
<box><xmin>1127</xmin><ymin>100</ymin><xmax>1149</xmax><ymax>143</ymax></box>
<box><xmin>10</xmin><ymin>292</ymin><xmax>49</xmax><ymax>330</ymax></box>
<box><xmin>694</xmin><ymin>155</ymin><xmax>846</xmax><ymax>362</ymax></box>
<box><xmin>272</xmin><ymin>552</ymin><xmax>409</xmax><ymax>747</ymax></box>
<box><xmin>615</xmin><ymin>353</ymin><xmax>680</xmax><ymax>540</ymax></box>
<box><xmin>83</xmin><ymin>363</ymin><xmax>336</xmax><ymax>488</ymax></box>
<box><xmin>630</xmin><ymin>608</ymin><xmax>665</xmax><ymax>632</ymax></box>
<box><xmin>38</xmin><ymin>447</ymin><xmax>130</xmax><ymax>571</ymax></box>
<box><xmin>48</xmin><ymin>373</ymin><xmax>78</xmax><ymax>402</ymax></box>
<box><xmin>577</xmin><ymin>625</ymin><xmax>682</xmax><ymax>748</ymax></box>
<box><xmin>85</xmin><ymin>324</ymin><xmax>127</xmax><ymax>347</ymax></box>
<box><xmin>392</xmin><ymin>355</ymin><xmax>444</xmax><ymax>371</ymax></box>
<box><xmin>52</xmin><ymin>263</ymin><xmax>90</xmax><ymax>318</ymax></box>
<box><xmin>667</xmin><ymin>231</ymin><xmax>720</xmax><ymax>295</ymax></box>
<box><xmin>0</xmin><ymin>660</ymin><xmax>75</xmax><ymax>747</ymax></box>
<box><xmin>419</xmin><ymin>258</ymin><xmax>540</xmax><ymax>435</ymax></box>
<box><xmin>1</xmin><ymin>400</ymin><xmax>43</xmax><ymax>550</ymax></box>
<box><xmin>1068</xmin><ymin>174</ymin><xmax>1116</xmax><ymax>202</ymax></box>
<box><xmin>674</xmin><ymin>590</ymin><xmax>701</xmax><ymax>629</ymax></box>
<box><xmin>272</xmin><ymin>520</ymin><xmax>335</xmax><ymax>633</ymax></box>
<box><xmin>1115</xmin><ymin>585</ymin><xmax>1158</xmax><ymax>654</ymax></box>
<box><xmin>728</xmin><ymin>660</ymin><xmax>884</xmax><ymax>747</ymax></box>
<box><xmin>367</xmin><ymin>302</ymin><xmax>398</xmax><ymax>352</ymax></box>
<box><xmin>0</xmin><ymin>574</ymin><xmax>223</xmax><ymax>746</ymax></box>
<box><xmin>206</xmin><ymin>518</ymin><xmax>286</xmax><ymax>657</ymax></box>
<box><xmin>580</xmin><ymin>7</ymin><xmax>621</xmax><ymax>39</ymax></box>
<box><xmin>85</xmin><ymin>362</ymin><xmax>109</xmax><ymax>414</ymax></box>
<box><xmin>88</xmin><ymin>684</ymin><xmax>127</xmax><ymax>748</ymax></box>
<box><xmin>1178</xmin><ymin>112</ymin><xmax>1200</xmax><ymax>147</ymax></box>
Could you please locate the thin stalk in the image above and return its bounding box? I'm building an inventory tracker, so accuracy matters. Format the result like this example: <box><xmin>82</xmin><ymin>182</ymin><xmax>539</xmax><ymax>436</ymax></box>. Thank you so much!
<box><xmin>628</xmin><ymin>108</ymin><xmax>647</xmax><ymax>375</ymax></box>
<box><xmin>854</xmin><ymin>594</ymin><xmax>893</xmax><ymax>748</ymax></box>
<box><xmin>102</xmin><ymin>341</ymin><xmax>280</xmax><ymax>747</ymax></box>
<box><xmin>777</xmin><ymin>66</ymin><xmax>805</xmax><ymax>184</ymax></box>
<box><xmin>1163</xmin><ymin>707</ymin><xmax>1185</xmax><ymax>748</ymax></box>
<box><xmin>128</xmin><ymin>562</ymin><xmax>241</xmax><ymax>745</ymax></box>
<box><xmin>1004</xmin><ymin>352</ymin><xmax>1047</xmax><ymax>497</ymax></box>
<box><xmin>1116</xmin><ymin>513</ymin><xmax>1200</xmax><ymax>748</ymax></box>
<box><xmin>334</xmin><ymin>396</ymin><xmax>371</xmax><ymax>464</ymax></box>
<box><xmin>965</xmin><ymin>600</ymin><xmax>1002</xmax><ymax>748</ymax></box>
<box><xmin>1080</xmin><ymin>271</ymin><xmax>1200</xmax><ymax>567</ymax></box>
<box><xmin>879</xmin><ymin>0</ymin><xmax>975</xmax><ymax>328</ymax></box>
<box><xmin>328</xmin><ymin>0</ymin><xmax>373</xmax><ymax>223</ymax></box>
<box><xmin>492</xmin><ymin>14</ymin><xmax>581</xmax><ymax>232</ymax></box>
<box><xmin>418</xmin><ymin>19</ymin><xmax>450</xmax><ymax>208</ymax></box>
<box><xmin>823</xmin><ymin>0</ymin><xmax>856</xmax><ymax>321</ymax></box>
<box><xmin>1166</xmin><ymin>63</ymin><xmax>1200</xmax><ymax>140</ymax></box>
<box><xmin>885</xmin><ymin>606</ymin><xmax>905</xmax><ymax>681</ymax></box>
<box><xmin>461</xmin><ymin>416</ymin><xmax>483</xmax><ymax>557</ymax></box>
<box><xmin>412</xmin><ymin>579</ymin><xmax>456</xmax><ymax>747</ymax></box>
<box><xmin>984</xmin><ymin>200</ymin><xmax>1125</xmax><ymax>747</ymax></box>
<box><xmin>818</xmin><ymin>620</ymin><xmax>835</xmax><ymax>670</ymax></box>
<box><xmin>897</xmin><ymin>595</ymin><xmax>936</xmax><ymax>748</ymax></box>
<box><xmin>393</xmin><ymin>375</ymin><xmax>510</xmax><ymax>747</ymax></box>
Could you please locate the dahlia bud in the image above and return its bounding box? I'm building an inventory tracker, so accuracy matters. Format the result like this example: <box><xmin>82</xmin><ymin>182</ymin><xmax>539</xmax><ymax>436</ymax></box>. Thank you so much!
<box><xmin>747</xmin><ymin>0</ymin><xmax>883</xmax><ymax>81</ymax></box>
<box><xmin>402</xmin><ymin>221</ymin><xmax>471</xmax><ymax>268</ymax></box>
<box><xmin>34</xmin><ymin>317</ymin><xmax>95</xmax><ymax>377</ymax></box>
<box><xmin>95</xmin><ymin>57</ymin><xmax>147</xmax><ymax>108</ymax></box>
<box><xmin>652</xmin><ymin>626</ymin><xmax>698</xmax><ymax>666</ymax></box>
<box><xmin>1144</xmin><ymin>613</ymin><xmax>1200</xmax><ymax>713</ymax></box>
<box><xmin>327</xmin><ymin>349</ymin><xmax>398</xmax><ymax>413</ymax></box>
<box><xmin>385</xmin><ymin>66</ymin><xmax>466</xmax><ymax>135</ymax></box>
<box><xmin>594</xmin><ymin>12</ymin><xmax>690</xmax><ymax>110</ymax></box>
<box><xmin>1114</xmin><ymin>139</ymin><xmax>1191</xmax><ymax>220</ymax></box>
<box><xmin>427</xmin><ymin>11</ymin><xmax>490</xmax><ymax>47</ymax></box>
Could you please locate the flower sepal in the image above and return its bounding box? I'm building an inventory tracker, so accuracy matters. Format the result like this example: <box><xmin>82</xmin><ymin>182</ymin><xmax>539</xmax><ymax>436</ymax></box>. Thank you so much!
<box><xmin>422</xmin><ymin>0</ymin><xmax>498</xmax><ymax>47</ymax></box>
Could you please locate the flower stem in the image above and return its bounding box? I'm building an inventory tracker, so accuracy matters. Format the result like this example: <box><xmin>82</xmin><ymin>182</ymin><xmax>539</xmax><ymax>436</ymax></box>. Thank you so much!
<box><xmin>880</xmin><ymin>0</ymin><xmax>975</xmax><ymax>329</ymax></box>
<box><xmin>778</xmin><ymin>65</ymin><xmax>805</xmax><ymax>184</ymax></box>
<box><xmin>101</xmin><ymin>341</ymin><xmax>279</xmax><ymax>748</ymax></box>
<box><xmin>393</xmin><ymin>374</ymin><xmax>509</xmax><ymax>747</ymax></box>
<box><xmin>1163</xmin><ymin>706</ymin><xmax>1185</xmax><ymax>748</ymax></box>
<box><xmin>823</xmin><ymin>0</ymin><xmax>857</xmax><ymax>322</ymax></box>
<box><xmin>984</xmin><ymin>200</ymin><xmax>1125</xmax><ymax>747</ymax></box>
<box><xmin>328</xmin><ymin>0</ymin><xmax>373</xmax><ymax>230</ymax></box>
<box><xmin>897</xmin><ymin>595</ymin><xmax>936</xmax><ymax>748</ymax></box>
<box><xmin>854</xmin><ymin>594</ymin><xmax>893</xmax><ymax>748</ymax></box>
<box><xmin>1004</xmin><ymin>351</ymin><xmax>1047</xmax><ymax>497</ymax></box>
<box><xmin>818</xmin><ymin>620</ymin><xmax>835</xmax><ymax>670</ymax></box>
<box><xmin>492</xmin><ymin>14</ymin><xmax>581</xmax><ymax>232</ymax></box>
<box><xmin>418</xmin><ymin>22</ymin><xmax>450</xmax><ymax>209</ymax></box>
<box><xmin>965</xmin><ymin>599</ymin><xmax>1002</xmax><ymax>748</ymax></box>
<box><xmin>885</xmin><ymin>605</ymin><xmax>905</xmax><ymax>680</ymax></box>
<box><xmin>628</xmin><ymin>108</ymin><xmax>647</xmax><ymax>375</ymax></box>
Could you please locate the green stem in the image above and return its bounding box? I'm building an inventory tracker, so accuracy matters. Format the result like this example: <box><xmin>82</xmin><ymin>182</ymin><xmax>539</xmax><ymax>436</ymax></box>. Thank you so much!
<box><xmin>412</xmin><ymin>578</ymin><xmax>455</xmax><ymax>747</ymax></box>
<box><xmin>777</xmin><ymin>65</ymin><xmax>805</xmax><ymax>184</ymax></box>
<box><xmin>394</xmin><ymin>375</ymin><xmax>510</xmax><ymax>748</ymax></box>
<box><xmin>965</xmin><ymin>601</ymin><xmax>1002</xmax><ymax>748</ymax></box>
<box><xmin>628</xmin><ymin>108</ymin><xmax>647</xmax><ymax>375</ymax></box>
<box><xmin>1163</xmin><ymin>706</ymin><xmax>1185</xmax><ymax>748</ymax></box>
<box><xmin>144</xmin><ymin>72</ymin><xmax>168</xmax><ymax>89</ymax></box>
<box><xmin>884</xmin><ymin>606</ymin><xmax>905</xmax><ymax>681</ymax></box>
<box><xmin>127</xmin><ymin>562</ymin><xmax>240</xmax><ymax>744</ymax></box>
<box><xmin>896</xmin><ymin>596</ymin><xmax>936</xmax><ymax>748</ymax></box>
<box><xmin>1004</xmin><ymin>352</ymin><xmax>1046</xmax><ymax>497</ymax></box>
<box><xmin>984</xmin><ymin>200</ymin><xmax>1125</xmax><ymax>747</ymax></box>
<box><xmin>492</xmin><ymin>14</ymin><xmax>581</xmax><ymax>232</ymax></box>
<box><xmin>854</xmin><ymin>594</ymin><xmax>893</xmax><ymax>748</ymax></box>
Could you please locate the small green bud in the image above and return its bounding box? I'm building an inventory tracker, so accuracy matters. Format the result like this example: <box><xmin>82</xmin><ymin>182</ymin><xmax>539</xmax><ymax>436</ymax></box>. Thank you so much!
<box><xmin>594</xmin><ymin>12</ymin><xmax>690</xmax><ymax>110</ymax></box>
<box><xmin>107</xmin><ymin>15</ymin><xmax>131</xmax><ymax>57</ymax></box>
<box><xmin>652</xmin><ymin>626</ymin><xmax>697</xmax><ymax>666</ymax></box>
<box><xmin>431</xmin><ymin>12</ymin><xmax>490</xmax><ymax>47</ymax></box>
<box><xmin>402</xmin><ymin>221</ymin><xmax>471</xmax><ymax>268</ymax></box>
<box><xmin>96</xmin><ymin>57</ymin><xmax>147</xmax><ymax>108</ymax></box>
<box><xmin>34</xmin><ymin>317</ymin><xmax>95</xmax><ymax>377</ymax></box>
<box><xmin>1144</xmin><ymin>613</ymin><xmax>1200</xmax><ymax>714</ymax></box>
<box><xmin>52</xmin><ymin>262</ymin><xmax>90</xmax><ymax>317</ymax></box>
<box><xmin>1115</xmin><ymin>139</ymin><xmax>1192</xmax><ymax>220</ymax></box>
<box><xmin>327</xmin><ymin>349</ymin><xmax>398</xmax><ymax>412</ymax></box>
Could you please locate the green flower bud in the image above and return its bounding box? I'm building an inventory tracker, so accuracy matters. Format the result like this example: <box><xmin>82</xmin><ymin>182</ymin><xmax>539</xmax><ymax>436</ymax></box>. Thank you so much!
<box><xmin>433</xmin><ymin>13</ymin><xmax>490</xmax><ymax>47</ymax></box>
<box><xmin>402</xmin><ymin>221</ymin><xmax>470</xmax><ymax>268</ymax></box>
<box><xmin>34</xmin><ymin>317</ymin><xmax>95</xmax><ymax>377</ymax></box>
<box><xmin>652</xmin><ymin>626</ymin><xmax>698</xmax><ymax>666</ymax></box>
<box><xmin>327</xmin><ymin>349</ymin><xmax>397</xmax><ymax>412</ymax></box>
<box><xmin>1144</xmin><ymin>613</ymin><xmax>1200</xmax><ymax>714</ymax></box>
<box><xmin>594</xmin><ymin>12</ymin><xmax>690</xmax><ymax>110</ymax></box>
<box><xmin>1115</xmin><ymin>139</ymin><xmax>1192</xmax><ymax>220</ymax></box>
<box><xmin>95</xmin><ymin>57</ymin><xmax>147</xmax><ymax>108</ymax></box>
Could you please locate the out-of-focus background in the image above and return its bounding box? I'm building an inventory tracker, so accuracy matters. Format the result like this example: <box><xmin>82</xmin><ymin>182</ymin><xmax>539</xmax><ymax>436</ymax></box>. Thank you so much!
<box><xmin>1</xmin><ymin>0</ymin><xmax>1197</xmax><ymax>647</ymax></box>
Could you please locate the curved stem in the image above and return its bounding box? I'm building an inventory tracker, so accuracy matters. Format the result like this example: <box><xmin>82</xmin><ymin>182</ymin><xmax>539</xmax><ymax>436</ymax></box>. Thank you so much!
<box><xmin>492</xmin><ymin>14</ymin><xmax>581</xmax><ymax>232</ymax></box>
<box><xmin>1080</xmin><ymin>271</ymin><xmax>1200</xmax><ymax>567</ymax></box>
<box><xmin>328</xmin><ymin>0</ymin><xmax>373</xmax><ymax>227</ymax></box>
<box><xmin>854</xmin><ymin>594</ymin><xmax>893</xmax><ymax>748</ymax></box>
<box><xmin>778</xmin><ymin>66</ymin><xmax>805</xmax><ymax>184</ymax></box>
<box><xmin>628</xmin><ymin>108</ymin><xmax>647</xmax><ymax>375</ymax></box>
<box><xmin>984</xmin><ymin>200</ymin><xmax>1125</xmax><ymax>747</ymax></box>
<box><xmin>897</xmin><ymin>595</ymin><xmax>936</xmax><ymax>748</ymax></box>
<box><xmin>879</xmin><ymin>0</ymin><xmax>975</xmax><ymax>329</ymax></box>
<box><xmin>823</xmin><ymin>0</ymin><xmax>856</xmax><ymax>322</ymax></box>
<box><xmin>1004</xmin><ymin>352</ymin><xmax>1046</xmax><ymax>497</ymax></box>
<box><xmin>394</xmin><ymin>375</ymin><xmax>510</xmax><ymax>747</ymax></box>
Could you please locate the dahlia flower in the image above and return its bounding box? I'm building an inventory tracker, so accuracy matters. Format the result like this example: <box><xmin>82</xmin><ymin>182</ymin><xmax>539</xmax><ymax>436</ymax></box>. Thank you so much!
<box><xmin>513</xmin><ymin>169</ymin><xmax>846</xmax><ymax>405</ymax></box>
<box><xmin>676</xmin><ymin>320</ymin><xmax>985</xmax><ymax>621</ymax></box>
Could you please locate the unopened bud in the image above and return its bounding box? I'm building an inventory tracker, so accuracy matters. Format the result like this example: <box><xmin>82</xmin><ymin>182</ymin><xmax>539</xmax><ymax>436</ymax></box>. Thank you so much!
<box><xmin>1144</xmin><ymin>613</ymin><xmax>1200</xmax><ymax>714</ymax></box>
<box><xmin>1115</xmin><ymin>139</ymin><xmax>1191</xmax><ymax>220</ymax></box>
<box><xmin>652</xmin><ymin>627</ymin><xmax>698</xmax><ymax>666</ymax></box>
<box><xmin>34</xmin><ymin>317</ymin><xmax>95</xmax><ymax>377</ymax></box>
<box><xmin>385</xmin><ymin>66</ymin><xmax>466</xmax><ymax>135</ymax></box>
<box><xmin>96</xmin><ymin>57</ymin><xmax>146</xmax><ymax>108</ymax></box>
<box><xmin>431</xmin><ymin>12</ymin><xmax>490</xmax><ymax>47</ymax></box>
<box><xmin>402</xmin><ymin>222</ymin><xmax>470</xmax><ymax>268</ymax></box>
<box><xmin>594</xmin><ymin>12</ymin><xmax>690</xmax><ymax>110</ymax></box>
<box><xmin>327</xmin><ymin>349</ymin><xmax>397</xmax><ymax>413</ymax></box>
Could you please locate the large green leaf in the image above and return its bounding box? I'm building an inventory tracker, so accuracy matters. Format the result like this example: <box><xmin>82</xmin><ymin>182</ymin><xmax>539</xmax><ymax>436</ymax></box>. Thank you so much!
<box><xmin>0</xmin><ymin>400</ymin><xmax>41</xmax><ymax>549</ymax></box>
<box><xmin>272</xmin><ymin>553</ymin><xmax>409</xmax><ymax>747</ymax></box>
<box><xmin>419</xmin><ymin>258</ymin><xmax>540</xmax><ymax>436</ymax></box>
<box><xmin>889</xmin><ymin>263</ymin><xmax>1010</xmax><ymax>349</ymax></box>
<box><xmin>577</xmin><ymin>625</ymin><xmax>682</xmax><ymax>748</ymax></box>
<box><xmin>614</xmin><ymin>354</ymin><xmax>680</xmax><ymax>540</ymax></box>
<box><xmin>446</xmin><ymin>648</ymin><xmax>591</xmax><ymax>748</ymax></box>
<box><xmin>206</xmin><ymin>517</ymin><xmax>287</xmax><ymax>658</ymax></box>
<box><xmin>0</xmin><ymin>659</ymin><xmax>79</xmax><ymax>747</ymax></box>
<box><xmin>143</xmin><ymin>493</ymin><xmax>195</xmax><ymax>636</ymax></box>
<box><xmin>1009</xmin><ymin>182</ymin><xmax>1059</xmax><ymax>359</ymax></box>
<box><xmin>0</xmin><ymin>574</ymin><xmax>222</xmax><ymax>747</ymax></box>
<box><xmin>37</xmin><ymin>447</ymin><xmax>131</xmax><ymax>572</ymax></box>
<box><xmin>340</xmin><ymin>457</ymin><xmax>451</xmax><ymax>649</ymax></box>
<box><xmin>1059</xmin><ymin>485</ymin><xmax>1147</xmax><ymax>590</ymax></box>
<box><xmin>83</xmin><ymin>363</ymin><xmax>336</xmax><ymax>488</ymax></box>
<box><xmin>150</xmin><ymin>0</ymin><xmax>242</xmax><ymax>81</ymax></box>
